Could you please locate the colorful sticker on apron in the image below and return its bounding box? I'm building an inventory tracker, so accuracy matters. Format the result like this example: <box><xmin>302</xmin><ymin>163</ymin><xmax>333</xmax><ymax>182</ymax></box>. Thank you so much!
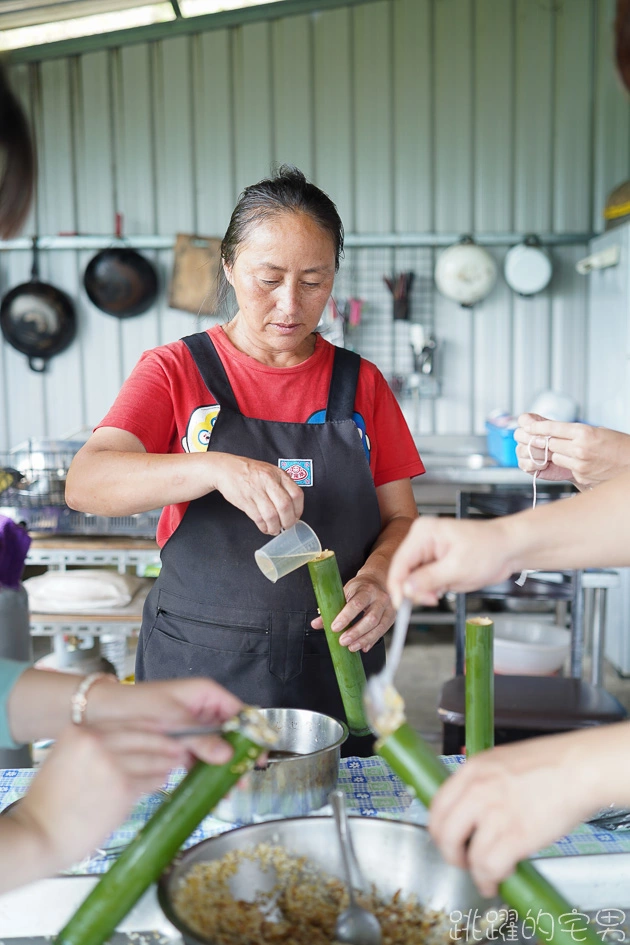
<box><xmin>278</xmin><ymin>458</ymin><xmax>313</xmax><ymax>486</ymax></box>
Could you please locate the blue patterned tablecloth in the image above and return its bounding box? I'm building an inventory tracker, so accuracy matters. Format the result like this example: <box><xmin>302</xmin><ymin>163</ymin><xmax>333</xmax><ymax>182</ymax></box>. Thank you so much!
<box><xmin>2</xmin><ymin>754</ymin><xmax>629</xmax><ymax>874</ymax></box>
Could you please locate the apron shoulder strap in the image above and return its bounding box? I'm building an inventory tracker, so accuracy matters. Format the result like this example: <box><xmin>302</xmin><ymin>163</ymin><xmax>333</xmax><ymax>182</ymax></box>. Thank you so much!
<box><xmin>325</xmin><ymin>346</ymin><xmax>361</xmax><ymax>421</ymax></box>
<box><xmin>181</xmin><ymin>332</ymin><xmax>240</xmax><ymax>413</ymax></box>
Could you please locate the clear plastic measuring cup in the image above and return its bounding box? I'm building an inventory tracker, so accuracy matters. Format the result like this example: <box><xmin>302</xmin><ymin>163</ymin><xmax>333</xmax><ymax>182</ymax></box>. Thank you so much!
<box><xmin>254</xmin><ymin>521</ymin><xmax>322</xmax><ymax>583</ymax></box>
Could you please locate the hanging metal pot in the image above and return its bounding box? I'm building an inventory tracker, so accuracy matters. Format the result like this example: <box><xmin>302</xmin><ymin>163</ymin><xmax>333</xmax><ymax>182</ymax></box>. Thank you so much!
<box><xmin>504</xmin><ymin>235</ymin><xmax>552</xmax><ymax>297</ymax></box>
<box><xmin>83</xmin><ymin>214</ymin><xmax>158</xmax><ymax>318</ymax></box>
<box><xmin>434</xmin><ymin>236</ymin><xmax>497</xmax><ymax>307</ymax></box>
<box><xmin>0</xmin><ymin>237</ymin><xmax>77</xmax><ymax>372</ymax></box>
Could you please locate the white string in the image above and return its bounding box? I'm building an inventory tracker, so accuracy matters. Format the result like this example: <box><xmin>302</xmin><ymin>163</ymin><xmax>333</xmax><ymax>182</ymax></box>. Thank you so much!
<box><xmin>515</xmin><ymin>435</ymin><xmax>551</xmax><ymax>586</ymax></box>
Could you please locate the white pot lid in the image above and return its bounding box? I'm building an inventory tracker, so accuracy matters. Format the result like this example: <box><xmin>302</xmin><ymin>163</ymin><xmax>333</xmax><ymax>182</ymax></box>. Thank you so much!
<box><xmin>504</xmin><ymin>242</ymin><xmax>553</xmax><ymax>296</ymax></box>
<box><xmin>434</xmin><ymin>241</ymin><xmax>498</xmax><ymax>306</ymax></box>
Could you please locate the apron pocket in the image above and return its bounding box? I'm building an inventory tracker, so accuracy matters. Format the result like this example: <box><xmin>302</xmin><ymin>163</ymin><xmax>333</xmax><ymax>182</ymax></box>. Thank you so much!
<box><xmin>142</xmin><ymin>604</ymin><xmax>270</xmax><ymax>691</ymax></box>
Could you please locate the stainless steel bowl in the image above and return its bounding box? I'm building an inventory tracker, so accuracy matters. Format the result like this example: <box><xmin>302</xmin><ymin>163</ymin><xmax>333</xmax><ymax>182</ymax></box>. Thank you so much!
<box><xmin>214</xmin><ymin>707</ymin><xmax>347</xmax><ymax>824</ymax></box>
<box><xmin>158</xmin><ymin>817</ymin><xmax>501</xmax><ymax>945</ymax></box>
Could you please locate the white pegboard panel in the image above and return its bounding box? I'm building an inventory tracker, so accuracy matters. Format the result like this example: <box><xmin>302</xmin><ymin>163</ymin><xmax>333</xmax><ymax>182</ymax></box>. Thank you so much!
<box><xmin>332</xmin><ymin>246</ymin><xmax>434</xmax><ymax>380</ymax></box>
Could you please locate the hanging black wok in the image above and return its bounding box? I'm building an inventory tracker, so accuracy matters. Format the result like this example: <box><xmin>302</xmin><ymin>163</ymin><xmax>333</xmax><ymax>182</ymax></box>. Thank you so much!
<box><xmin>83</xmin><ymin>246</ymin><xmax>158</xmax><ymax>318</ymax></box>
<box><xmin>0</xmin><ymin>238</ymin><xmax>76</xmax><ymax>372</ymax></box>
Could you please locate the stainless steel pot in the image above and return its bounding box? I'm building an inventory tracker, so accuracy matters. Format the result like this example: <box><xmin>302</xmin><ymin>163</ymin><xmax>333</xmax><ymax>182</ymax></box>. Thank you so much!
<box><xmin>214</xmin><ymin>707</ymin><xmax>347</xmax><ymax>824</ymax></box>
<box><xmin>158</xmin><ymin>817</ymin><xmax>501</xmax><ymax>945</ymax></box>
<box><xmin>5</xmin><ymin>438</ymin><xmax>84</xmax><ymax>506</ymax></box>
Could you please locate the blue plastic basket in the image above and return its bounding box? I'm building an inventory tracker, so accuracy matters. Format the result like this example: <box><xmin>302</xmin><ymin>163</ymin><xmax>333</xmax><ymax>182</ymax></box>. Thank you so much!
<box><xmin>485</xmin><ymin>421</ymin><xmax>518</xmax><ymax>467</ymax></box>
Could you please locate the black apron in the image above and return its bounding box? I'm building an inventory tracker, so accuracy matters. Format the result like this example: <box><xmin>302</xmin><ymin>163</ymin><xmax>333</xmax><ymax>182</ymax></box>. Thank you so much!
<box><xmin>136</xmin><ymin>331</ymin><xmax>385</xmax><ymax>756</ymax></box>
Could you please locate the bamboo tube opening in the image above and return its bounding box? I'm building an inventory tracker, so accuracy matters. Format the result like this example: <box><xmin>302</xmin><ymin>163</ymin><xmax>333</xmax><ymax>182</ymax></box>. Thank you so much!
<box><xmin>311</xmin><ymin>550</ymin><xmax>334</xmax><ymax>562</ymax></box>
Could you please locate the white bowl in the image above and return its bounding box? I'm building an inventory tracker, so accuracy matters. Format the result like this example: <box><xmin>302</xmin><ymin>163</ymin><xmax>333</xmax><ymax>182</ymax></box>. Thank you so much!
<box><xmin>492</xmin><ymin>618</ymin><xmax>570</xmax><ymax>675</ymax></box>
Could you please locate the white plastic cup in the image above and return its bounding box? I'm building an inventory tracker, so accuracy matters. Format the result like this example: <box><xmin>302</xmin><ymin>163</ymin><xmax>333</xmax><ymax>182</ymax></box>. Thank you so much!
<box><xmin>254</xmin><ymin>521</ymin><xmax>322</xmax><ymax>583</ymax></box>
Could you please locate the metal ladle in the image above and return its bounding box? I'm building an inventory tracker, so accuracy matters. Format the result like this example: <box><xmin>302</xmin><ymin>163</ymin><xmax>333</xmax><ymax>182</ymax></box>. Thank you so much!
<box><xmin>330</xmin><ymin>790</ymin><xmax>382</xmax><ymax>945</ymax></box>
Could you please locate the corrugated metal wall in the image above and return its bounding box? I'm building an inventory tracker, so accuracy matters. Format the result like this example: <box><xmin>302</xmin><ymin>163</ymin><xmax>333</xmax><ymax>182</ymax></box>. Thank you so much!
<box><xmin>1</xmin><ymin>0</ymin><xmax>628</xmax><ymax>449</ymax></box>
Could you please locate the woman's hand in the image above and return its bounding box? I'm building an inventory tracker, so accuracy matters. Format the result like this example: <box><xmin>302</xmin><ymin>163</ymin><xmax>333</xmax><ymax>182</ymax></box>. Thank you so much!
<box><xmin>514</xmin><ymin>413</ymin><xmax>630</xmax><ymax>490</ymax></box>
<box><xmin>310</xmin><ymin>573</ymin><xmax>394</xmax><ymax>652</ymax></box>
<box><xmin>387</xmin><ymin>516</ymin><xmax>514</xmax><ymax>608</ymax></box>
<box><xmin>86</xmin><ymin>677</ymin><xmax>245</xmax><ymax>766</ymax></box>
<box><xmin>429</xmin><ymin>725</ymin><xmax>630</xmax><ymax>897</ymax></box>
<box><xmin>1</xmin><ymin>722</ymin><xmax>188</xmax><ymax>892</ymax></box>
<box><xmin>210</xmin><ymin>452</ymin><xmax>304</xmax><ymax>534</ymax></box>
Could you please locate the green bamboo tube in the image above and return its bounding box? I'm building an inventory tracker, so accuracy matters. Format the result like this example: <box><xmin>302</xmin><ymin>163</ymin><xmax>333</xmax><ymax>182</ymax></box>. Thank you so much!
<box><xmin>376</xmin><ymin>721</ymin><xmax>448</xmax><ymax>806</ymax></box>
<box><xmin>55</xmin><ymin>730</ymin><xmax>264</xmax><ymax>945</ymax></box>
<box><xmin>308</xmin><ymin>551</ymin><xmax>371</xmax><ymax>736</ymax></box>
<box><xmin>465</xmin><ymin>616</ymin><xmax>495</xmax><ymax>755</ymax></box>
<box><xmin>377</xmin><ymin>724</ymin><xmax>600</xmax><ymax>945</ymax></box>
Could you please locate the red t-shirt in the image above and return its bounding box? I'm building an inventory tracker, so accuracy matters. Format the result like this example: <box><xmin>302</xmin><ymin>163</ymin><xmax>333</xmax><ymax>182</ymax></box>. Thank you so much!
<box><xmin>97</xmin><ymin>326</ymin><xmax>425</xmax><ymax>546</ymax></box>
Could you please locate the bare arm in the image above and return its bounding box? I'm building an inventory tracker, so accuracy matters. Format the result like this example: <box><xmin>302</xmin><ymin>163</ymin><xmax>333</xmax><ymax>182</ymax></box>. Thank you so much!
<box><xmin>388</xmin><ymin>470</ymin><xmax>630</xmax><ymax>607</ymax></box>
<box><xmin>429</xmin><ymin>721</ymin><xmax>630</xmax><ymax>897</ymax></box>
<box><xmin>66</xmin><ymin>427</ymin><xmax>303</xmax><ymax>534</ymax></box>
<box><xmin>7</xmin><ymin>670</ymin><xmax>242</xmax><ymax>764</ymax></box>
<box><xmin>312</xmin><ymin>478</ymin><xmax>418</xmax><ymax>652</ymax></box>
<box><xmin>1</xmin><ymin>675</ymin><xmax>246</xmax><ymax>893</ymax></box>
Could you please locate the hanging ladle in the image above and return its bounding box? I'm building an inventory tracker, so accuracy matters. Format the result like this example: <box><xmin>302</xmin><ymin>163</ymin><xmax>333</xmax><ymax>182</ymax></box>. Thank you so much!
<box><xmin>330</xmin><ymin>790</ymin><xmax>382</xmax><ymax>945</ymax></box>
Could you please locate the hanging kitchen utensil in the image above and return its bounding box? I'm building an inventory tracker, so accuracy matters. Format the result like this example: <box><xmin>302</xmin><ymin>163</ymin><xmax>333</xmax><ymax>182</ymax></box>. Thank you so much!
<box><xmin>384</xmin><ymin>271</ymin><xmax>414</xmax><ymax>320</ymax></box>
<box><xmin>83</xmin><ymin>214</ymin><xmax>158</xmax><ymax>318</ymax></box>
<box><xmin>0</xmin><ymin>237</ymin><xmax>77</xmax><ymax>372</ymax></box>
<box><xmin>434</xmin><ymin>236</ymin><xmax>497</xmax><ymax>307</ymax></box>
<box><xmin>168</xmin><ymin>233</ymin><xmax>222</xmax><ymax>315</ymax></box>
<box><xmin>504</xmin><ymin>235</ymin><xmax>552</xmax><ymax>297</ymax></box>
<box><xmin>603</xmin><ymin>179</ymin><xmax>630</xmax><ymax>230</ymax></box>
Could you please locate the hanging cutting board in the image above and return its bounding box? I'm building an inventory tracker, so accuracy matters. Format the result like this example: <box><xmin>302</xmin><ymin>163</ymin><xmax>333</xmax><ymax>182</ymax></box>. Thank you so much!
<box><xmin>168</xmin><ymin>233</ymin><xmax>222</xmax><ymax>315</ymax></box>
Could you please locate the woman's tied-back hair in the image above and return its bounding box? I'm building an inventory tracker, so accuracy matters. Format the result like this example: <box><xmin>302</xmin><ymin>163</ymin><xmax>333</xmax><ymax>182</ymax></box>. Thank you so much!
<box><xmin>216</xmin><ymin>165</ymin><xmax>343</xmax><ymax>313</ymax></box>
<box><xmin>0</xmin><ymin>61</ymin><xmax>35</xmax><ymax>239</ymax></box>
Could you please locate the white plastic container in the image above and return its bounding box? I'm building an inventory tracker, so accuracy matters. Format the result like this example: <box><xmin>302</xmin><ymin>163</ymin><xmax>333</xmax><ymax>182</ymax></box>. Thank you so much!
<box><xmin>254</xmin><ymin>521</ymin><xmax>321</xmax><ymax>583</ymax></box>
<box><xmin>492</xmin><ymin>616</ymin><xmax>570</xmax><ymax>675</ymax></box>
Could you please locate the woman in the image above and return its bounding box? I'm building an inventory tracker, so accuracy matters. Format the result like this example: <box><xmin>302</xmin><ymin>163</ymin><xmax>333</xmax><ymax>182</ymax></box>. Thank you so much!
<box><xmin>66</xmin><ymin>166</ymin><xmax>423</xmax><ymax>755</ymax></box>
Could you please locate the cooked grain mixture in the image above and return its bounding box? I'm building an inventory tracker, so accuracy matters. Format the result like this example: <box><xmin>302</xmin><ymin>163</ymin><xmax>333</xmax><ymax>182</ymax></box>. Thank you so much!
<box><xmin>172</xmin><ymin>843</ymin><xmax>446</xmax><ymax>945</ymax></box>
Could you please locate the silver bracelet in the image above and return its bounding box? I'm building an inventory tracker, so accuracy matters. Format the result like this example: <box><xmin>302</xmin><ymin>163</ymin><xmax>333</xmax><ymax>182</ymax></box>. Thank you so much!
<box><xmin>70</xmin><ymin>672</ymin><xmax>117</xmax><ymax>725</ymax></box>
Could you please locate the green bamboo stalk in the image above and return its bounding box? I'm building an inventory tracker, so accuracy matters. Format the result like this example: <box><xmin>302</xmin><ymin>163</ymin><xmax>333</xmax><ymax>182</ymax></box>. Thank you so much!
<box><xmin>308</xmin><ymin>551</ymin><xmax>371</xmax><ymax>736</ymax></box>
<box><xmin>54</xmin><ymin>730</ymin><xmax>264</xmax><ymax>945</ymax></box>
<box><xmin>465</xmin><ymin>616</ymin><xmax>495</xmax><ymax>755</ymax></box>
<box><xmin>376</xmin><ymin>721</ymin><xmax>448</xmax><ymax>806</ymax></box>
<box><xmin>377</xmin><ymin>723</ymin><xmax>600</xmax><ymax>945</ymax></box>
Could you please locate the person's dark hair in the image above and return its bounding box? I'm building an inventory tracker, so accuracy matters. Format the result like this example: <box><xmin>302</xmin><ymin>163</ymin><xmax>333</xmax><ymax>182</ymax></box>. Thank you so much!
<box><xmin>0</xmin><ymin>61</ymin><xmax>36</xmax><ymax>239</ymax></box>
<box><xmin>216</xmin><ymin>165</ymin><xmax>343</xmax><ymax>313</ymax></box>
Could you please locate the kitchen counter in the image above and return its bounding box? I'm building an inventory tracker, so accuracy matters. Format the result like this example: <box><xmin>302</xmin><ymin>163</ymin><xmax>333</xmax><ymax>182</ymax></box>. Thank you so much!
<box><xmin>412</xmin><ymin>434</ymin><xmax>570</xmax><ymax>511</ymax></box>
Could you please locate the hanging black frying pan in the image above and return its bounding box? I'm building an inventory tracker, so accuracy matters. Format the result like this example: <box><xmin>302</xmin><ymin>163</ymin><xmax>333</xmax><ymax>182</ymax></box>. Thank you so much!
<box><xmin>83</xmin><ymin>213</ymin><xmax>158</xmax><ymax>318</ymax></box>
<box><xmin>0</xmin><ymin>237</ymin><xmax>77</xmax><ymax>372</ymax></box>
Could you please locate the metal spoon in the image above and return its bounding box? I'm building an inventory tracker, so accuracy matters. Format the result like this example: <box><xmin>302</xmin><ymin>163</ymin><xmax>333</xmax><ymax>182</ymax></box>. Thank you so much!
<box><xmin>363</xmin><ymin>596</ymin><xmax>413</xmax><ymax>726</ymax></box>
<box><xmin>329</xmin><ymin>790</ymin><xmax>382</xmax><ymax>945</ymax></box>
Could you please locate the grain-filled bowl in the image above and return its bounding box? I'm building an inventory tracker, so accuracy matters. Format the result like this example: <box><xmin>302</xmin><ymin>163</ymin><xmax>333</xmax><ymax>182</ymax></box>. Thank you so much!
<box><xmin>214</xmin><ymin>707</ymin><xmax>348</xmax><ymax>823</ymax></box>
<box><xmin>158</xmin><ymin>817</ymin><xmax>502</xmax><ymax>945</ymax></box>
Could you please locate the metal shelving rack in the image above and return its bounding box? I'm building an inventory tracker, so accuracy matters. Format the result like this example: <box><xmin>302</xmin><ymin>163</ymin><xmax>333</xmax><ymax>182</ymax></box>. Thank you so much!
<box><xmin>25</xmin><ymin>538</ymin><xmax>160</xmax><ymax>678</ymax></box>
<box><xmin>26</xmin><ymin>542</ymin><xmax>160</xmax><ymax>575</ymax></box>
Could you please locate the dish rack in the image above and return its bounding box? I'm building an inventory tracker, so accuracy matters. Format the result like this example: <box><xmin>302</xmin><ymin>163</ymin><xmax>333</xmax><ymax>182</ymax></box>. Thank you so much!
<box><xmin>0</xmin><ymin>439</ymin><xmax>160</xmax><ymax>537</ymax></box>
